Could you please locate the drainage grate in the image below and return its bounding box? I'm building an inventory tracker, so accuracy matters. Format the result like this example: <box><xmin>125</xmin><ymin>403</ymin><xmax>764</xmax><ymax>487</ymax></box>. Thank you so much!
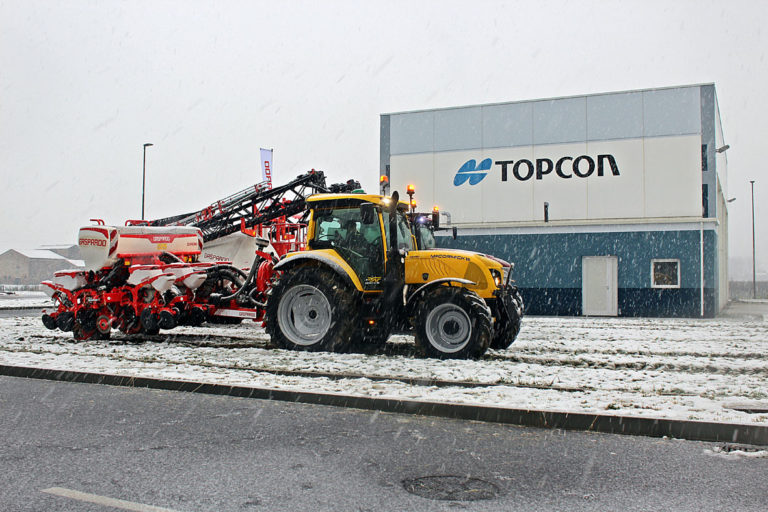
<box><xmin>402</xmin><ymin>475</ymin><xmax>500</xmax><ymax>501</ymax></box>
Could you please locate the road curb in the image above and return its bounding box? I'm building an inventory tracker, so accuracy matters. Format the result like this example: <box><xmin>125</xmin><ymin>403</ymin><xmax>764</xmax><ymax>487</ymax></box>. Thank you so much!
<box><xmin>1</xmin><ymin>364</ymin><xmax>766</xmax><ymax>446</ymax></box>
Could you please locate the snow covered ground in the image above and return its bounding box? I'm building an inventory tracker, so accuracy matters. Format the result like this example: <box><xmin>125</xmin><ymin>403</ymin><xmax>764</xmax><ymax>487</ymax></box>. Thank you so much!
<box><xmin>0</xmin><ymin>297</ymin><xmax>767</xmax><ymax>427</ymax></box>
<box><xmin>0</xmin><ymin>291</ymin><xmax>50</xmax><ymax>308</ymax></box>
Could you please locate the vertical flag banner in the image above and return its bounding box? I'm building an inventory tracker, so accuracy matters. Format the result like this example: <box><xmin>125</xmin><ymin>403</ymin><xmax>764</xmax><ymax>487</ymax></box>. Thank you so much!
<box><xmin>260</xmin><ymin>148</ymin><xmax>273</xmax><ymax>189</ymax></box>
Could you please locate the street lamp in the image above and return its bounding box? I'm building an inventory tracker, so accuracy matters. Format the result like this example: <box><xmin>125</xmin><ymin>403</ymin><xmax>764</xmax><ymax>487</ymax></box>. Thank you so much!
<box><xmin>142</xmin><ymin>143</ymin><xmax>153</xmax><ymax>220</ymax></box>
<box><xmin>751</xmin><ymin>180</ymin><xmax>756</xmax><ymax>299</ymax></box>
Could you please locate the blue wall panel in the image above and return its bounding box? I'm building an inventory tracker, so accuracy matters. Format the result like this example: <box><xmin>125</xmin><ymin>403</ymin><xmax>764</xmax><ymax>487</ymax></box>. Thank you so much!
<box><xmin>438</xmin><ymin>229</ymin><xmax>719</xmax><ymax>317</ymax></box>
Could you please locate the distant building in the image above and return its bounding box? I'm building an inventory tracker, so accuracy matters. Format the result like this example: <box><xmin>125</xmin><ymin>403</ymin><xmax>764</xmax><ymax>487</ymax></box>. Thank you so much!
<box><xmin>381</xmin><ymin>84</ymin><xmax>729</xmax><ymax>317</ymax></box>
<box><xmin>38</xmin><ymin>244</ymin><xmax>82</xmax><ymax>260</ymax></box>
<box><xmin>0</xmin><ymin>248</ymin><xmax>84</xmax><ymax>285</ymax></box>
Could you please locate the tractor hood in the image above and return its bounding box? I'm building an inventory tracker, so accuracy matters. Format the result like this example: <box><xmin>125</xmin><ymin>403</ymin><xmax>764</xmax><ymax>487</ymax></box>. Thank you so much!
<box><xmin>425</xmin><ymin>248</ymin><xmax>511</xmax><ymax>268</ymax></box>
<box><xmin>405</xmin><ymin>249</ymin><xmax>506</xmax><ymax>293</ymax></box>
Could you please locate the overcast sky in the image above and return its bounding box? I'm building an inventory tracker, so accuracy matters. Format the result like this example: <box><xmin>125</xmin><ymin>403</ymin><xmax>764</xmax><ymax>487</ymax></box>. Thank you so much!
<box><xmin>1</xmin><ymin>0</ymin><xmax>766</xmax><ymax>278</ymax></box>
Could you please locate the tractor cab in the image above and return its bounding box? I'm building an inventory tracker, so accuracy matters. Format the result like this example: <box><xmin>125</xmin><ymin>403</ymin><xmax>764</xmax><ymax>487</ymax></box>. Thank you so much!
<box><xmin>304</xmin><ymin>193</ymin><xmax>413</xmax><ymax>291</ymax></box>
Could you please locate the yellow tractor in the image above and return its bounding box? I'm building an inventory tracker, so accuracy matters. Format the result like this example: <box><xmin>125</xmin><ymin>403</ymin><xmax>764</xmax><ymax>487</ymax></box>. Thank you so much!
<box><xmin>264</xmin><ymin>190</ymin><xmax>523</xmax><ymax>359</ymax></box>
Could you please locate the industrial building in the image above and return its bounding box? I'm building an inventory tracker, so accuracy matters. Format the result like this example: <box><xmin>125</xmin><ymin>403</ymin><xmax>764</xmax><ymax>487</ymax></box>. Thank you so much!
<box><xmin>0</xmin><ymin>246</ymin><xmax>83</xmax><ymax>286</ymax></box>
<box><xmin>380</xmin><ymin>84</ymin><xmax>728</xmax><ymax>317</ymax></box>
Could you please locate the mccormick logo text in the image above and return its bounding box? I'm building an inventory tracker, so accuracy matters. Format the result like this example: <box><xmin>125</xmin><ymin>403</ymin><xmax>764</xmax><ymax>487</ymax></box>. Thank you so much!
<box><xmin>453</xmin><ymin>154</ymin><xmax>620</xmax><ymax>186</ymax></box>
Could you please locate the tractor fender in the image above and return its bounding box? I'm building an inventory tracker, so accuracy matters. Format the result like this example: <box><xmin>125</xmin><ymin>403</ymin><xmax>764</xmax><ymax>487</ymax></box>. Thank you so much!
<box><xmin>405</xmin><ymin>277</ymin><xmax>476</xmax><ymax>311</ymax></box>
<box><xmin>273</xmin><ymin>252</ymin><xmax>363</xmax><ymax>291</ymax></box>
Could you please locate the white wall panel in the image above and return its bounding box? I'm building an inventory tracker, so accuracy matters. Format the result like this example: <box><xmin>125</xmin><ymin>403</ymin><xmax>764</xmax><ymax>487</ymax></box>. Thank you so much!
<box><xmin>482</xmin><ymin>147</ymin><xmax>534</xmax><ymax>223</ymax></box>
<box><xmin>532</xmin><ymin>143</ymin><xmax>588</xmax><ymax>221</ymax></box>
<box><xmin>433</xmin><ymin>151</ymin><xmax>485</xmax><ymax>224</ymax></box>
<box><xmin>643</xmin><ymin>135</ymin><xmax>702</xmax><ymax>218</ymax></box>
<box><xmin>390</xmin><ymin>135</ymin><xmax>702</xmax><ymax>225</ymax></box>
<box><xmin>586</xmin><ymin>139</ymin><xmax>645</xmax><ymax>219</ymax></box>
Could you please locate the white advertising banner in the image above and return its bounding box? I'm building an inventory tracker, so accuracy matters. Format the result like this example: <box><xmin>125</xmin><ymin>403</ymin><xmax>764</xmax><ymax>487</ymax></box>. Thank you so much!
<box><xmin>260</xmin><ymin>148</ymin><xmax>273</xmax><ymax>189</ymax></box>
<box><xmin>389</xmin><ymin>135</ymin><xmax>702</xmax><ymax>225</ymax></box>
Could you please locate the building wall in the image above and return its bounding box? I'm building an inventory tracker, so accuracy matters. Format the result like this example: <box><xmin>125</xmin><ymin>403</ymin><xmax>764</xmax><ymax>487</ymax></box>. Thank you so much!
<box><xmin>0</xmin><ymin>250</ymin><xmax>77</xmax><ymax>285</ymax></box>
<box><xmin>0</xmin><ymin>251</ymin><xmax>30</xmax><ymax>285</ymax></box>
<box><xmin>44</xmin><ymin>245</ymin><xmax>81</xmax><ymax>260</ymax></box>
<box><xmin>438</xmin><ymin>226</ymin><xmax>719</xmax><ymax>317</ymax></box>
<box><xmin>717</xmin><ymin>178</ymin><xmax>729</xmax><ymax>309</ymax></box>
<box><xmin>383</xmin><ymin>85</ymin><xmax>710</xmax><ymax>227</ymax></box>
<box><xmin>28</xmin><ymin>259</ymin><xmax>73</xmax><ymax>284</ymax></box>
<box><xmin>382</xmin><ymin>85</ymin><xmax>729</xmax><ymax>316</ymax></box>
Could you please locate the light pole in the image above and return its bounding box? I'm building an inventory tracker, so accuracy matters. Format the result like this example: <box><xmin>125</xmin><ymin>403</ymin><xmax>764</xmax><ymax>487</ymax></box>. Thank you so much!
<box><xmin>142</xmin><ymin>143</ymin><xmax>153</xmax><ymax>220</ymax></box>
<box><xmin>751</xmin><ymin>180</ymin><xmax>756</xmax><ymax>299</ymax></box>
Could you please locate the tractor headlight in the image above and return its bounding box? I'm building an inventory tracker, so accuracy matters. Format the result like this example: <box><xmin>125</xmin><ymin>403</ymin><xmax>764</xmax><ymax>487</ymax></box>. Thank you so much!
<box><xmin>490</xmin><ymin>269</ymin><xmax>503</xmax><ymax>288</ymax></box>
<box><xmin>502</xmin><ymin>263</ymin><xmax>514</xmax><ymax>285</ymax></box>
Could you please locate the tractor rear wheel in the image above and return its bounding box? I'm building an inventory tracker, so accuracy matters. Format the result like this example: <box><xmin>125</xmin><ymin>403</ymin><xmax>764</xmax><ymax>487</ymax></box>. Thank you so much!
<box><xmin>265</xmin><ymin>267</ymin><xmax>357</xmax><ymax>352</ymax></box>
<box><xmin>414</xmin><ymin>286</ymin><xmax>491</xmax><ymax>359</ymax></box>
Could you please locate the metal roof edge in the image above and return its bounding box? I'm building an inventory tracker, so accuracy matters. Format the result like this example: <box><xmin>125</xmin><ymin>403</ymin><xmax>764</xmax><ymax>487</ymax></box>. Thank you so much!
<box><xmin>381</xmin><ymin>83</ymin><xmax>717</xmax><ymax>117</ymax></box>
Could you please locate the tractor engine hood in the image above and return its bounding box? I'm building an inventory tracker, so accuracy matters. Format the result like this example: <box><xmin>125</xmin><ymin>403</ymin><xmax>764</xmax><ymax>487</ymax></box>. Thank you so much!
<box><xmin>424</xmin><ymin>248</ymin><xmax>511</xmax><ymax>268</ymax></box>
<box><xmin>405</xmin><ymin>249</ymin><xmax>505</xmax><ymax>292</ymax></box>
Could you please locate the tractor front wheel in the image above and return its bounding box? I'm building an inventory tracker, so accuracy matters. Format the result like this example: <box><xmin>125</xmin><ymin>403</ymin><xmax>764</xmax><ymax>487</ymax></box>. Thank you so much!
<box><xmin>489</xmin><ymin>287</ymin><xmax>524</xmax><ymax>350</ymax></box>
<box><xmin>414</xmin><ymin>287</ymin><xmax>491</xmax><ymax>359</ymax></box>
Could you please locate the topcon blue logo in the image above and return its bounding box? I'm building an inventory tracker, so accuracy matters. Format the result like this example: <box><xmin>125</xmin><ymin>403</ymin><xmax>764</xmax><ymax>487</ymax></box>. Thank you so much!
<box><xmin>453</xmin><ymin>158</ymin><xmax>492</xmax><ymax>186</ymax></box>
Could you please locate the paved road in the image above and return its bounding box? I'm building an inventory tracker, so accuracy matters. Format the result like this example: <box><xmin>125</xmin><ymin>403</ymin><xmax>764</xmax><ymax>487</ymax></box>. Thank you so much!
<box><xmin>0</xmin><ymin>376</ymin><xmax>765</xmax><ymax>512</ymax></box>
<box><xmin>0</xmin><ymin>307</ymin><xmax>43</xmax><ymax>318</ymax></box>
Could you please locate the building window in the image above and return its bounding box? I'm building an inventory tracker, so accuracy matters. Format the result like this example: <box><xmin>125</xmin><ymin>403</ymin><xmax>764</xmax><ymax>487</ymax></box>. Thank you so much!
<box><xmin>651</xmin><ymin>259</ymin><xmax>680</xmax><ymax>288</ymax></box>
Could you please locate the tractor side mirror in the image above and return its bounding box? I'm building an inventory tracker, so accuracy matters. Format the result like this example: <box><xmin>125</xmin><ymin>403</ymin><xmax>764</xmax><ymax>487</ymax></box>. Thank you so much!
<box><xmin>360</xmin><ymin>202</ymin><xmax>376</xmax><ymax>225</ymax></box>
<box><xmin>452</xmin><ymin>226</ymin><xmax>458</xmax><ymax>240</ymax></box>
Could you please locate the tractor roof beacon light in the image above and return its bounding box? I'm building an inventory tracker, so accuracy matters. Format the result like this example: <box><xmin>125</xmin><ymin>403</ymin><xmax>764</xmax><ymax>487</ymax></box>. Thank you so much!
<box><xmin>406</xmin><ymin>184</ymin><xmax>416</xmax><ymax>213</ymax></box>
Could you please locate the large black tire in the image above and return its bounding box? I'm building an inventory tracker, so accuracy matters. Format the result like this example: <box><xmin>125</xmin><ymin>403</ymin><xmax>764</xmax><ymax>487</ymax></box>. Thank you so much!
<box><xmin>56</xmin><ymin>311</ymin><xmax>75</xmax><ymax>332</ymax></box>
<box><xmin>265</xmin><ymin>267</ymin><xmax>358</xmax><ymax>352</ymax></box>
<box><xmin>414</xmin><ymin>287</ymin><xmax>492</xmax><ymax>359</ymax></box>
<box><xmin>72</xmin><ymin>320</ymin><xmax>108</xmax><ymax>341</ymax></box>
<box><xmin>490</xmin><ymin>287</ymin><xmax>524</xmax><ymax>350</ymax></box>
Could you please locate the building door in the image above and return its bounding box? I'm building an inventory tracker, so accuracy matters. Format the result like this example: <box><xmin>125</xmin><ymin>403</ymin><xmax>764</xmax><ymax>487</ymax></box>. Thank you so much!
<box><xmin>582</xmin><ymin>256</ymin><xmax>618</xmax><ymax>316</ymax></box>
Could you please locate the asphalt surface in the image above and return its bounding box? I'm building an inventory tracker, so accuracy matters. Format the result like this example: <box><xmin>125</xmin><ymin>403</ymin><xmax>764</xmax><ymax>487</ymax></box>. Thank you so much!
<box><xmin>0</xmin><ymin>307</ymin><xmax>43</xmax><ymax>318</ymax></box>
<box><xmin>0</xmin><ymin>376</ymin><xmax>765</xmax><ymax>512</ymax></box>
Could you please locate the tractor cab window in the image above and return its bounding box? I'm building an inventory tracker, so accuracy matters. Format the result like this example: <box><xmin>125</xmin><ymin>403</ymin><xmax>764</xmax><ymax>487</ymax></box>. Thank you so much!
<box><xmin>383</xmin><ymin>210</ymin><xmax>415</xmax><ymax>252</ymax></box>
<box><xmin>312</xmin><ymin>206</ymin><xmax>384</xmax><ymax>289</ymax></box>
<box><xmin>414</xmin><ymin>223</ymin><xmax>437</xmax><ymax>250</ymax></box>
<box><xmin>314</xmin><ymin>208</ymin><xmax>382</xmax><ymax>249</ymax></box>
